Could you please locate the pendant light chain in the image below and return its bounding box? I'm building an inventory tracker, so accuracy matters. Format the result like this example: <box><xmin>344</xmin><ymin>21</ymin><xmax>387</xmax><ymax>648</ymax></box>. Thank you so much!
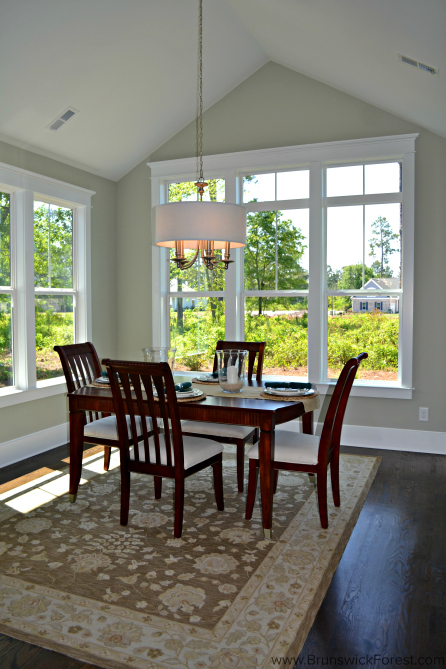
<box><xmin>198</xmin><ymin>0</ymin><xmax>204</xmax><ymax>184</ymax></box>
<box><xmin>164</xmin><ymin>0</ymin><xmax>243</xmax><ymax>271</ymax></box>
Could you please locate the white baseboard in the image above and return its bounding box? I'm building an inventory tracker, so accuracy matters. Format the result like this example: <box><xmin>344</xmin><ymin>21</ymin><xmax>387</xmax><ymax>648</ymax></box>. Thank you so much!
<box><xmin>279</xmin><ymin>421</ymin><xmax>446</xmax><ymax>455</ymax></box>
<box><xmin>0</xmin><ymin>421</ymin><xmax>444</xmax><ymax>472</ymax></box>
<box><xmin>0</xmin><ymin>423</ymin><xmax>69</xmax><ymax>470</ymax></box>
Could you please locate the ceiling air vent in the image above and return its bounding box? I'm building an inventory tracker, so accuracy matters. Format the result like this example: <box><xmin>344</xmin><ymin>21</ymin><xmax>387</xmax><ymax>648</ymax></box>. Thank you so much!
<box><xmin>47</xmin><ymin>107</ymin><xmax>79</xmax><ymax>132</ymax></box>
<box><xmin>398</xmin><ymin>53</ymin><xmax>439</xmax><ymax>77</ymax></box>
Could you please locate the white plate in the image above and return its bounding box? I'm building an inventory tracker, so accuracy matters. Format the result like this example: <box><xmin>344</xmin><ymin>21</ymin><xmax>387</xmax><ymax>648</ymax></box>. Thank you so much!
<box><xmin>154</xmin><ymin>388</ymin><xmax>203</xmax><ymax>399</ymax></box>
<box><xmin>264</xmin><ymin>387</ymin><xmax>314</xmax><ymax>397</ymax></box>
<box><xmin>195</xmin><ymin>375</ymin><xmax>219</xmax><ymax>383</ymax></box>
<box><xmin>95</xmin><ymin>377</ymin><xmax>110</xmax><ymax>384</ymax></box>
<box><xmin>177</xmin><ymin>389</ymin><xmax>203</xmax><ymax>398</ymax></box>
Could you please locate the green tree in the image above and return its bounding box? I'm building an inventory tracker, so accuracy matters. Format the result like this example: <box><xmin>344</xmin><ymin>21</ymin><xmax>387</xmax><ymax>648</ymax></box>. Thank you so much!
<box><xmin>327</xmin><ymin>265</ymin><xmax>342</xmax><ymax>315</ymax></box>
<box><xmin>368</xmin><ymin>216</ymin><xmax>399</xmax><ymax>278</ymax></box>
<box><xmin>370</xmin><ymin>260</ymin><xmax>394</xmax><ymax>279</ymax></box>
<box><xmin>327</xmin><ymin>265</ymin><xmax>342</xmax><ymax>290</ymax></box>
<box><xmin>34</xmin><ymin>203</ymin><xmax>73</xmax><ymax>289</ymax></box>
<box><xmin>244</xmin><ymin>211</ymin><xmax>307</xmax><ymax>315</ymax></box>
<box><xmin>339</xmin><ymin>263</ymin><xmax>375</xmax><ymax>290</ymax></box>
<box><xmin>0</xmin><ymin>193</ymin><xmax>10</xmax><ymax>286</ymax></box>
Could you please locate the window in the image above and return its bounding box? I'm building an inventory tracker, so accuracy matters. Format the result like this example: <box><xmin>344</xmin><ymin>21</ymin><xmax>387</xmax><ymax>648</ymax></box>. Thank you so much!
<box><xmin>150</xmin><ymin>134</ymin><xmax>416</xmax><ymax>398</ymax></box>
<box><xmin>168</xmin><ymin>179</ymin><xmax>226</xmax><ymax>371</ymax></box>
<box><xmin>243</xmin><ymin>171</ymin><xmax>309</xmax><ymax>377</ymax></box>
<box><xmin>34</xmin><ymin>201</ymin><xmax>75</xmax><ymax>380</ymax></box>
<box><xmin>326</xmin><ymin>163</ymin><xmax>402</xmax><ymax>382</ymax></box>
<box><xmin>0</xmin><ymin>162</ymin><xmax>94</xmax><ymax>403</ymax></box>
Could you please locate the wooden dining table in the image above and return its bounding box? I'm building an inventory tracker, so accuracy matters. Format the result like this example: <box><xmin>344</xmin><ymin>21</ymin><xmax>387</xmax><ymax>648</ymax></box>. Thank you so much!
<box><xmin>67</xmin><ymin>377</ymin><xmax>317</xmax><ymax>540</ymax></box>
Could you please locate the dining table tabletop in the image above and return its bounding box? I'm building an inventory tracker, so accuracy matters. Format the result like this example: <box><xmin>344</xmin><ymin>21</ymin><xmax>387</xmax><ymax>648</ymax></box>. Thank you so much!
<box><xmin>67</xmin><ymin>375</ymin><xmax>320</xmax><ymax>540</ymax></box>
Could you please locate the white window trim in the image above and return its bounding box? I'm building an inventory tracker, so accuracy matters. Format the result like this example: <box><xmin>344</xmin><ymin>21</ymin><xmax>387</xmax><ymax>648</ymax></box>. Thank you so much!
<box><xmin>148</xmin><ymin>134</ymin><xmax>417</xmax><ymax>400</ymax></box>
<box><xmin>0</xmin><ymin>162</ymin><xmax>94</xmax><ymax>408</ymax></box>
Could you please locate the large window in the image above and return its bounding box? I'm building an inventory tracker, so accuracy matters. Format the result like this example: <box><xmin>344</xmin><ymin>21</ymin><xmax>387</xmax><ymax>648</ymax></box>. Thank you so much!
<box><xmin>150</xmin><ymin>134</ymin><xmax>416</xmax><ymax>398</ymax></box>
<box><xmin>243</xmin><ymin>171</ymin><xmax>310</xmax><ymax>376</ymax></box>
<box><xmin>0</xmin><ymin>163</ymin><xmax>93</xmax><ymax>400</ymax></box>
<box><xmin>34</xmin><ymin>201</ymin><xmax>75</xmax><ymax>380</ymax></box>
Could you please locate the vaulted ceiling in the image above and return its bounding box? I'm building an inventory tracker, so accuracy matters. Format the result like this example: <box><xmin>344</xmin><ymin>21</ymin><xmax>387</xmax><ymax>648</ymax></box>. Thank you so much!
<box><xmin>1</xmin><ymin>0</ymin><xmax>444</xmax><ymax>181</ymax></box>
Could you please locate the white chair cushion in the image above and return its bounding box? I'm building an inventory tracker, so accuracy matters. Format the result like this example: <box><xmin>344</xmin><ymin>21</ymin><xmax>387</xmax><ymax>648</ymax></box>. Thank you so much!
<box><xmin>131</xmin><ymin>434</ymin><xmax>223</xmax><ymax>470</ymax></box>
<box><xmin>181</xmin><ymin>420</ymin><xmax>255</xmax><ymax>440</ymax></box>
<box><xmin>247</xmin><ymin>429</ymin><xmax>319</xmax><ymax>466</ymax></box>
<box><xmin>84</xmin><ymin>415</ymin><xmax>153</xmax><ymax>441</ymax></box>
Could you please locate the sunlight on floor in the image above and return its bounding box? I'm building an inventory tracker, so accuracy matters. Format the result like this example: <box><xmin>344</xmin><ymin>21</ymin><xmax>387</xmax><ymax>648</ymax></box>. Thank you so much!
<box><xmin>0</xmin><ymin>449</ymin><xmax>121</xmax><ymax>514</ymax></box>
<box><xmin>5</xmin><ymin>476</ymin><xmax>89</xmax><ymax>513</ymax></box>
<box><xmin>0</xmin><ymin>470</ymin><xmax>61</xmax><ymax>501</ymax></box>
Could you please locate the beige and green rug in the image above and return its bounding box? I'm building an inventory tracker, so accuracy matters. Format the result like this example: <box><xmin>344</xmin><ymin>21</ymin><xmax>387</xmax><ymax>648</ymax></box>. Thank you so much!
<box><xmin>0</xmin><ymin>446</ymin><xmax>380</xmax><ymax>669</ymax></box>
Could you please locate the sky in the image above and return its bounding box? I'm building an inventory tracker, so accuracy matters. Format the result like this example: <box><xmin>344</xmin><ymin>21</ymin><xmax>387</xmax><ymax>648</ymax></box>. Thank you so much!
<box><xmin>243</xmin><ymin>163</ymin><xmax>401</xmax><ymax>281</ymax></box>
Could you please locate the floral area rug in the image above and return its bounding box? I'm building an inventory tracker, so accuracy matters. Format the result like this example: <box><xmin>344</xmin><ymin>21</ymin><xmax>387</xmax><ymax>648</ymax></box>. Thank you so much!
<box><xmin>0</xmin><ymin>446</ymin><xmax>380</xmax><ymax>668</ymax></box>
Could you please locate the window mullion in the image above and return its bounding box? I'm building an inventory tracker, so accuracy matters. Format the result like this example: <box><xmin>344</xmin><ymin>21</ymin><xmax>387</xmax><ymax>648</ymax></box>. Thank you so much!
<box><xmin>14</xmin><ymin>189</ymin><xmax>36</xmax><ymax>389</ymax></box>
<box><xmin>72</xmin><ymin>205</ymin><xmax>91</xmax><ymax>343</ymax></box>
<box><xmin>307</xmin><ymin>162</ymin><xmax>324</xmax><ymax>384</ymax></box>
<box><xmin>223</xmin><ymin>170</ymin><xmax>237</xmax><ymax>340</ymax></box>
<box><xmin>399</xmin><ymin>152</ymin><xmax>415</xmax><ymax>389</ymax></box>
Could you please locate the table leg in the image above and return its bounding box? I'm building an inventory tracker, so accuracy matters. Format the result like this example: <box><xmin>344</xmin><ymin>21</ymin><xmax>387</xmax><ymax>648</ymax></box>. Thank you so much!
<box><xmin>258</xmin><ymin>426</ymin><xmax>275</xmax><ymax>540</ymax></box>
<box><xmin>302</xmin><ymin>411</ymin><xmax>313</xmax><ymax>435</ymax></box>
<box><xmin>69</xmin><ymin>410</ymin><xmax>85</xmax><ymax>503</ymax></box>
<box><xmin>302</xmin><ymin>412</ymin><xmax>316</xmax><ymax>484</ymax></box>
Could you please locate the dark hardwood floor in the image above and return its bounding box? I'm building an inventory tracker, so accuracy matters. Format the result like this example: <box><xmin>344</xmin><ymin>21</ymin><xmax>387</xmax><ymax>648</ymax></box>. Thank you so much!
<box><xmin>298</xmin><ymin>447</ymin><xmax>446</xmax><ymax>667</ymax></box>
<box><xmin>0</xmin><ymin>444</ymin><xmax>444</xmax><ymax>668</ymax></box>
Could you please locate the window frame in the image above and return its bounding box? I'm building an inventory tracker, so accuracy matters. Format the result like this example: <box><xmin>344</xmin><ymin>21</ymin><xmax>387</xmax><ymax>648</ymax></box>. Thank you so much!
<box><xmin>0</xmin><ymin>162</ymin><xmax>94</xmax><ymax>408</ymax></box>
<box><xmin>149</xmin><ymin>134</ymin><xmax>417</xmax><ymax>399</ymax></box>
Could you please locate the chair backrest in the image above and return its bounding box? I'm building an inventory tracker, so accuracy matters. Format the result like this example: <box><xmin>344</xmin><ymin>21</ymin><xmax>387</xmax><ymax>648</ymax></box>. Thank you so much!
<box><xmin>103</xmin><ymin>359</ymin><xmax>184</xmax><ymax>472</ymax></box>
<box><xmin>213</xmin><ymin>340</ymin><xmax>266</xmax><ymax>382</ymax></box>
<box><xmin>54</xmin><ymin>342</ymin><xmax>102</xmax><ymax>393</ymax></box>
<box><xmin>318</xmin><ymin>352</ymin><xmax>368</xmax><ymax>464</ymax></box>
<box><xmin>54</xmin><ymin>342</ymin><xmax>103</xmax><ymax>423</ymax></box>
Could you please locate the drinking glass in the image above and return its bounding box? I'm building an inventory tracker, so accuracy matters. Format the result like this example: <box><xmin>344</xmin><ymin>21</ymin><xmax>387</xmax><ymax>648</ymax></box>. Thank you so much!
<box><xmin>216</xmin><ymin>349</ymin><xmax>248</xmax><ymax>393</ymax></box>
<box><xmin>142</xmin><ymin>347</ymin><xmax>176</xmax><ymax>371</ymax></box>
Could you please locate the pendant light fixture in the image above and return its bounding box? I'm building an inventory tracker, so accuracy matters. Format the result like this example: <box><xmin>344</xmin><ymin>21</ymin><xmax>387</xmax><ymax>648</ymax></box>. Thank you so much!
<box><xmin>154</xmin><ymin>0</ymin><xmax>246</xmax><ymax>270</ymax></box>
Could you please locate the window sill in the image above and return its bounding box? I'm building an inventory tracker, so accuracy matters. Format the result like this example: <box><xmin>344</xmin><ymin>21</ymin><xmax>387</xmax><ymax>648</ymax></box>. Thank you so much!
<box><xmin>175</xmin><ymin>371</ymin><xmax>412</xmax><ymax>399</ymax></box>
<box><xmin>0</xmin><ymin>377</ymin><xmax>67</xmax><ymax>409</ymax></box>
<box><xmin>316</xmin><ymin>381</ymin><xmax>412</xmax><ymax>400</ymax></box>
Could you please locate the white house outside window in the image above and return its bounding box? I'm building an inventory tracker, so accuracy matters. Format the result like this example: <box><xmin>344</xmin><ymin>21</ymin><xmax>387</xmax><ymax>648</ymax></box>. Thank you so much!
<box><xmin>0</xmin><ymin>162</ymin><xmax>93</xmax><ymax>407</ymax></box>
<box><xmin>149</xmin><ymin>134</ymin><xmax>416</xmax><ymax>399</ymax></box>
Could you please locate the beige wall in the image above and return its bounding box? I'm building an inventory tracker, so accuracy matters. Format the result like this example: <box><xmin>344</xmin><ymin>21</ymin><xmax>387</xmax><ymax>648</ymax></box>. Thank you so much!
<box><xmin>120</xmin><ymin>61</ymin><xmax>446</xmax><ymax>434</ymax></box>
<box><xmin>0</xmin><ymin>141</ymin><xmax>118</xmax><ymax>443</ymax></box>
<box><xmin>115</xmin><ymin>160</ymin><xmax>153</xmax><ymax>361</ymax></box>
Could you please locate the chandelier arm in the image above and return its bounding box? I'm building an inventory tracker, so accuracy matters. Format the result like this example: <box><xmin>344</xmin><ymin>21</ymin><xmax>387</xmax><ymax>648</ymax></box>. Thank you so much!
<box><xmin>174</xmin><ymin>246</ymin><xmax>201</xmax><ymax>269</ymax></box>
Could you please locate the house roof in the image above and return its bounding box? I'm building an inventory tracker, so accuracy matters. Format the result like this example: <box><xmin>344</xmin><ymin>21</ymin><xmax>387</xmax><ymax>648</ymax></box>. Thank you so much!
<box><xmin>364</xmin><ymin>278</ymin><xmax>400</xmax><ymax>290</ymax></box>
<box><xmin>0</xmin><ymin>0</ymin><xmax>444</xmax><ymax>181</ymax></box>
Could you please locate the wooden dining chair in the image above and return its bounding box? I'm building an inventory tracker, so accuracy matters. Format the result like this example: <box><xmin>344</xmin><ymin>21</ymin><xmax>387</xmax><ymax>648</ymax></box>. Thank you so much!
<box><xmin>103</xmin><ymin>359</ymin><xmax>224</xmax><ymax>537</ymax></box>
<box><xmin>245</xmin><ymin>352</ymin><xmax>368</xmax><ymax>529</ymax></box>
<box><xmin>181</xmin><ymin>340</ymin><xmax>266</xmax><ymax>493</ymax></box>
<box><xmin>55</xmin><ymin>342</ymin><xmax>153</xmax><ymax>471</ymax></box>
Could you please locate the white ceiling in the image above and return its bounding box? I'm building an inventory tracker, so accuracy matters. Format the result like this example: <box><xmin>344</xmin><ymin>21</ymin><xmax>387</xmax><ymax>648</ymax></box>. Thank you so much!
<box><xmin>0</xmin><ymin>0</ymin><xmax>444</xmax><ymax>181</ymax></box>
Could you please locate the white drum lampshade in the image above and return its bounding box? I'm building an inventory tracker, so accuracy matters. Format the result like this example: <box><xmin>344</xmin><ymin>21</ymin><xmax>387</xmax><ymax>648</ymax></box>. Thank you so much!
<box><xmin>155</xmin><ymin>201</ymin><xmax>246</xmax><ymax>250</ymax></box>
